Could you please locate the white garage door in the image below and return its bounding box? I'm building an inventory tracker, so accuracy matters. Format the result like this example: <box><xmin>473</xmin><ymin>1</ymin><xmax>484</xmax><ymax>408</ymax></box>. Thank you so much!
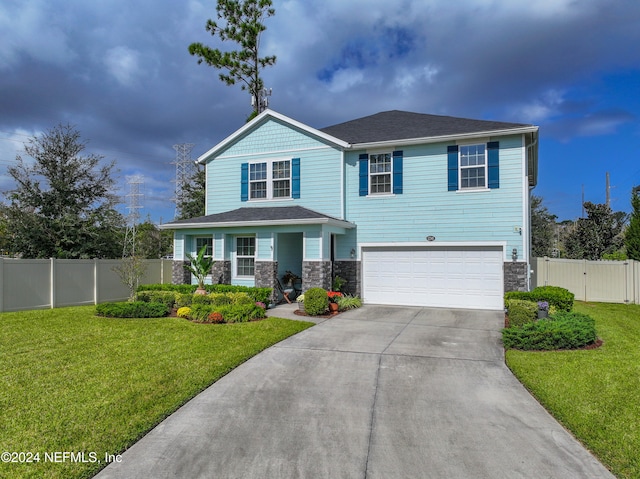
<box><xmin>362</xmin><ymin>246</ymin><xmax>504</xmax><ymax>310</ymax></box>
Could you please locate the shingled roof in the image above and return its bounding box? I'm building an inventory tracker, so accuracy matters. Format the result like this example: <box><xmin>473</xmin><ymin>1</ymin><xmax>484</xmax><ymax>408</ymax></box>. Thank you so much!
<box><xmin>319</xmin><ymin>110</ymin><xmax>534</xmax><ymax>144</ymax></box>
<box><xmin>160</xmin><ymin>206</ymin><xmax>354</xmax><ymax>229</ymax></box>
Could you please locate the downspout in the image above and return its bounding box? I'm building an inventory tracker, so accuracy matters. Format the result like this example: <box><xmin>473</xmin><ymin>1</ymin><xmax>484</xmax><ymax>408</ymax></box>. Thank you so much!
<box><xmin>524</xmin><ymin>132</ymin><xmax>539</xmax><ymax>291</ymax></box>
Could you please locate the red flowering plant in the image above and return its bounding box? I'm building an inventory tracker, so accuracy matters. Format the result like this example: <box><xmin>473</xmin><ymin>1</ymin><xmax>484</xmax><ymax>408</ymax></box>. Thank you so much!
<box><xmin>327</xmin><ymin>291</ymin><xmax>343</xmax><ymax>303</ymax></box>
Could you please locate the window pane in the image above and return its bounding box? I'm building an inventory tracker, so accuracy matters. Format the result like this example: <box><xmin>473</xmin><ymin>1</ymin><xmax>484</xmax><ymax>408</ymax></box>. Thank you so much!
<box><xmin>460</xmin><ymin>145</ymin><xmax>485</xmax><ymax>167</ymax></box>
<box><xmin>273</xmin><ymin>179</ymin><xmax>290</xmax><ymax>198</ymax></box>
<box><xmin>195</xmin><ymin>238</ymin><xmax>213</xmax><ymax>256</ymax></box>
<box><xmin>250</xmin><ymin>163</ymin><xmax>267</xmax><ymax>181</ymax></box>
<box><xmin>250</xmin><ymin>181</ymin><xmax>267</xmax><ymax>199</ymax></box>
<box><xmin>272</xmin><ymin>161</ymin><xmax>290</xmax><ymax>179</ymax></box>
<box><xmin>237</xmin><ymin>237</ymin><xmax>255</xmax><ymax>256</ymax></box>
<box><xmin>371</xmin><ymin>174</ymin><xmax>391</xmax><ymax>193</ymax></box>
<box><xmin>237</xmin><ymin>258</ymin><xmax>255</xmax><ymax>276</ymax></box>
<box><xmin>461</xmin><ymin>167</ymin><xmax>485</xmax><ymax>188</ymax></box>
<box><xmin>370</xmin><ymin>154</ymin><xmax>391</xmax><ymax>173</ymax></box>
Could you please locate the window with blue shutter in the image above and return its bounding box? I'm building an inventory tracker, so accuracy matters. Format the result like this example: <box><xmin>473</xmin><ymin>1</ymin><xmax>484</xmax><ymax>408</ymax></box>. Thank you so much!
<box><xmin>447</xmin><ymin>146</ymin><xmax>459</xmax><ymax>191</ymax></box>
<box><xmin>359</xmin><ymin>154</ymin><xmax>368</xmax><ymax>196</ymax></box>
<box><xmin>392</xmin><ymin>150</ymin><xmax>403</xmax><ymax>194</ymax></box>
<box><xmin>241</xmin><ymin>163</ymin><xmax>249</xmax><ymax>201</ymax></box>
<box><xmin>291</xmin><ymin>157</ymin><xmax>300</xmax><ymax>198</ymax></box>
<box><xmin>487</xmin><ymin>141</ymin><xmax>499</xmax><ymax>189</ymax></box>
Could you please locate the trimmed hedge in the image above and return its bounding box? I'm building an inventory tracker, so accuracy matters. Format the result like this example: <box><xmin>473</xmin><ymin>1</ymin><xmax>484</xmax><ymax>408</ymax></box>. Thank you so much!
<box><xmin>502</xmin><ymin>311</ymin><xmax>597</xmax><ymax>350</ymax></box>
<box><xmin>505</xmin><ymin>299</ymin><xmax>537</xmax><ymax>328</ymax></box>
<box><xmin>137</xmin><ymin>284</ymin><xmax>272</xmax><ymax>304</ymax></box>
<box><xmin>95</xmin><ymin>301</ymin><xmax>169</xmax><ymax>318</ymax></box>
<box><xmin>304</xmin><ymin>288</ymin><xmax>328</xmax><ymax>316</ymax></box>
<box><xmin>505</xmin><ymin>286</ymin><xmax>574</xmax><ymax>312</ymax></box>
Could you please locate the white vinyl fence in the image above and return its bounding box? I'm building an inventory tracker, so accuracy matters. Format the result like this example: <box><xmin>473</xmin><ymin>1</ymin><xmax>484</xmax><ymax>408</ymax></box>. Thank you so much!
<box><xmin>0</xmin><ymin>258</ymin><xmax>173</xmax><ymax>312</ymax></box>
<box><xmin>531</xmin><ymin>257</ymin><xmax>640</xmax><ymax>304</ymax></box>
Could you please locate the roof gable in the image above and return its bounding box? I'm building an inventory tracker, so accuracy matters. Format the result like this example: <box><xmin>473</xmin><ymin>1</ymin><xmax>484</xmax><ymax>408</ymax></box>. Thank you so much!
<box><xmin>197</xmin><ymin>110</ymin><xmax>349</xmax><ymax>164</ymax></box>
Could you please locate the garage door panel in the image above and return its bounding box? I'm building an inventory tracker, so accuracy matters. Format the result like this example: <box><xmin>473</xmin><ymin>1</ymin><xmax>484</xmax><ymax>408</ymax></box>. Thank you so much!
<box><xmin>362</xmin><ymin>246</ymin><xmax>504</xmax><ymax>310</ymax></box>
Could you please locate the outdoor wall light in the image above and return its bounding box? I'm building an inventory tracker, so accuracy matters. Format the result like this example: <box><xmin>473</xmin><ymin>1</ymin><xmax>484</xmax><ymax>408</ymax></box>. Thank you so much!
<box><xmin>350</xmin><ymin>248</ymin><xmax>356</xmax><ymax>258</ymax></box>
<box><xmin>512</xmin><ymin>248</ymin><xmax>518</xmax><ymax>261</ymax></box>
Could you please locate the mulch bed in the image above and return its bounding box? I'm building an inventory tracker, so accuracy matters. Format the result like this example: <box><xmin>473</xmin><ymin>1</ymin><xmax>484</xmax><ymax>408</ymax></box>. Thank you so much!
<box><xmin>293</xmin><ymin>309</ymin><xmax>340</xmax><ymax>319</ymax></box>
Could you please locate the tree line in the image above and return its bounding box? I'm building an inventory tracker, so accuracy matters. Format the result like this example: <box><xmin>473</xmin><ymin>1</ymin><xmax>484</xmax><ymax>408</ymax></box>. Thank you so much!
<box><xmin>0</xmin><ymin>124</ymin><xmax>188</xmax><ymax>260</ymax></box>
<box><xmin>532</xmin><ymin>193</ymin><xmax>640</xmax><ymax>261</ymax></box>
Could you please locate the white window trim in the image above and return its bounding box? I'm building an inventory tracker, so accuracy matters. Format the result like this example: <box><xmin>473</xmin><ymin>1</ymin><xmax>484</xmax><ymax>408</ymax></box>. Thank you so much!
<box><xmin>233</xmin><ymin>236</ymin><xmax>256</xmax><ymax>279</ymax></box>
<box><xmin>457</xmin><ymin>140</ymin><xmax>489</xmax><ymax>191</ymax></box>
<box><xmin>368</xmin><ymin>151</ymin><xmax>393</xmax><ymax>196</ymax></box>
<box><xmin>248</xmin><ymin>158</ymin><xmax>292</xmax><ymax>201</ymax></box>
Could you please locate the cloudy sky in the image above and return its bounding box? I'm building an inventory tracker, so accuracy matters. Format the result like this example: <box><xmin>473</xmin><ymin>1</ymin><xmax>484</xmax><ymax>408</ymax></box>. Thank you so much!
<box><xmin>1</xmin><ymin>0</ymin><xmax>639</xmax><ymax>223</ymax></box>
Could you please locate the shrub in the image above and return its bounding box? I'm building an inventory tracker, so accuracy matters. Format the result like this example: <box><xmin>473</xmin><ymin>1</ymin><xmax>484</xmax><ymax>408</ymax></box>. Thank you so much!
<box><xmin>505</xmin><ymin>299</ymin><xmax>538</xmax><ymax>328</ymax></box>
<box><xmin>208</xmin><ymin>293</ymin><xmax>233</xmax><ymax>306</ymax></box>
<box><xmin>304</xmin><ymin>288</ymin><xmax>328</xmax><ymax>316</ymax></box>
<box><xmin>505</xmin><ymin>286</ymin><xmax>574</xmax><ymax>312</ymax></box>
<box><xmin>215</xmin><ymin>304</ymin><xmax>266</xmax><ymax>323</ymax></box>
<box><xmin>176</xmin><ymin>307</ymin><xmax>192</xmax><ymax>319</ymax></box>
<box><xmin>191</xmin><ymin>294</ymin><xmax>215</xmax><ymax>306</ymax></box>
<box><xmin>189</xmin><ymin>304</ymin><xmax>216</xmax><ymax>322</ymax></box>
<box><xmin>336</xmin><ymin>294</ymin><xmax>362</xmax><ymax>310</ymax></box>
<box><xmin>134</xmin><ymin>291</ymin><xmax>177</xmax><ymax>309</ymax></box>
<box><xmin>502</xmin><ymin>312</ymin><xmax>597</xmax><ymax>350</ymax></box>
<box><xmin>207</xmin><ymin>311</ymin><xmax>224</xmax><ymax>324</ymax></box>
<box><xmin>175</xmin><ymin>293</ymin><xmax>193</xmax><ymax>308</ymax></box>
<box><xmin>95</xmin><ymin>301</ymin><xmax>169</xmax><ymax>318</ymax></box>
<box><xmin>227</xmin><ymin>292</ymin><xmax>254</xmax><ymax>305</ymax></box>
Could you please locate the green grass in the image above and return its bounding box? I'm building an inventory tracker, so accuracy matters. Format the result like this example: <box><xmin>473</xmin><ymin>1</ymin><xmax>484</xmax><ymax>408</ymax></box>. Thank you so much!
<box><xmin>506</xmin><ymin>302</ymin><xmax>640</xmax><ymax>479</ymax></box>
<box><xmin>0</xmin><ymin>306</ymin><xmax>313</xmax><ymax>479</ymax></box>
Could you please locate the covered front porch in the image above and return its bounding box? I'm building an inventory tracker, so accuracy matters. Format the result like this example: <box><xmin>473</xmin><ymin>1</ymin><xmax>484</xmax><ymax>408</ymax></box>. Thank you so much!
<box><xmin>161</xmin><ymin>206</ymin><xmax>356</xmax><ymax>300</ymax></box>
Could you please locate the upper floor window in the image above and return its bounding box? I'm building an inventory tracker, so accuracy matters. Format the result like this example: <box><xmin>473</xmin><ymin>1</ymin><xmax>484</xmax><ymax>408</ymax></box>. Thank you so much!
<box><xmin>243</xmin><ymin>158</ymin><xmax>299</xmax><ymax>201</ymax></box>
<box><xmin>369</xmin><ymin>153</ymin><xmax>392</xmax><ymax>194</ymax></box>
<box><xmin>447</xmin><ymin>142</ymin><xmax>499</xmax><ymax>192</ymax></box>
<box><xmin>359</xmin><ymin>151</ymin><xmax>403</xmax><ymax>196</ymax></box>
<box><xmin>459</xmin><ymin>144</ymin><xmax>486</xmax><ymax>189</ymax></box>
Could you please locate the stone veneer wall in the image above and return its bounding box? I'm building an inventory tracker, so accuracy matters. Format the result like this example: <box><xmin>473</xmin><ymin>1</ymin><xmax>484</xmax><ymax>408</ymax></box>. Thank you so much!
<box><xmin>302</xmin><ymin>261</ymin><xmax>332</xmax><ymax>291</ymax></box>
<box><xmin>504</xmin><ymin>261</ymin><xmax>528</xmax><ymax>292</ymax></box>
<box><xmin>255</xmin><ymin>261</ymin><xmax>278</xmax><ymax>290</ymax></box>
<box><xmin>211</xmin><ymin>261</ymin><xmax>231</xmax><ymax>285</ymax></box>
<box><xmin>172</xmin><ymin>260</ymin><xmax>192</xmax><ymax>285</ymax></box>
<box><xmin>333</xmin><ymin>261</ymin><xmax>361</xmax><ymax>296</ymax></box>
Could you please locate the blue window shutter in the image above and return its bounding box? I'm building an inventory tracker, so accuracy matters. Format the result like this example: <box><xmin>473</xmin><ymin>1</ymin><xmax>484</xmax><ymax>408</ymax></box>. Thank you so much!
<box><xmin>447</xmin><ymin>145</ymin><xmax>459</xmax><ymax>191</ymax></box>
<box><xmin>291</xmin><ymin>157</ymin><xmax>300</xmax><ymax>198</ymax></box>
<box><xmin>359</xmin><ymin>154</ymin><xmax>369</xmax><ymax>196</ymax></box>
<box><xmin>392</xmin><ymin>150</ymin><xmax>403</xmax><ymax>194</ymax></box>
<box><xmin>487</xmin><ymin>141</ymin><xmax>499</xmax><ymax>189</ymax></box>
<box><xmin>241</xmin><ymin>163</ymin><xmax>249</xmax><ymax>201</ymax></box>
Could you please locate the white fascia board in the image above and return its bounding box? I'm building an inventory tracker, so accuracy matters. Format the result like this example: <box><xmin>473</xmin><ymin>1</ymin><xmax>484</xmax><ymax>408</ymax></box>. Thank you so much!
<box><xmin>159</xmin><ymin>217</ymin><xmax>356</xmax><ymax>230</ymax></box>
<box><xmin>196</xmin><ymin>109</ymin><xmax>350</xmax><ymax>164</ymax></box>
<box><xmin>359</xmin><ymin>241</ymin><xmax>508</xmax><ymax>259</ymax></box>
<box><xmin>351</xmin><ymin>126</ymin><xmax>539</xmax><ymax>150</ymax></box>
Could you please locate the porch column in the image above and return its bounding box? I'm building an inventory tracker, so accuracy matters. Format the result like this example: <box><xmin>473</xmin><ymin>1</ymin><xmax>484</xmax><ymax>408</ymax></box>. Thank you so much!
<box><xmin>302</xmin><ymin>261</ymin><xmax>332</xmax><ymax>291</ymax></box>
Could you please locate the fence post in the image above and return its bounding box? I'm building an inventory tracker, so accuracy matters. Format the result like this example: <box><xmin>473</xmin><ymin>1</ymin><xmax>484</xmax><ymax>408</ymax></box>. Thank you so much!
<box><xmin>94</xmin><ymin>258</ymin><xmax>99</xmax><ymax>305</ymax></box>
<box><xmin>50</xmin><ymin>258</ymin><xmax>55</xmax><ymax>309</ymax></box>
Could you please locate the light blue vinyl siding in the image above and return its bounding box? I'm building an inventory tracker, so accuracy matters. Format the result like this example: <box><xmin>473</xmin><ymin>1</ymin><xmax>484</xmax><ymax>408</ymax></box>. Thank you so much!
<box><xmin>304</xmin><ymin>230</ymin><xmax>322</xmax><ymax>260</ymax></box>
<box><xmin>256</xmin><ymin>232</ymin><xmax>273</xmax><ymax>260</ymax></box>
<box><xmin>344</xmin><ymin>135</ymin><xmax>527</xmax><ymax>258</ymax></box>
<box><xmin>205</xmin><ymin>119</ymin><xmax>343</xmax><ymax>218</ymax></box>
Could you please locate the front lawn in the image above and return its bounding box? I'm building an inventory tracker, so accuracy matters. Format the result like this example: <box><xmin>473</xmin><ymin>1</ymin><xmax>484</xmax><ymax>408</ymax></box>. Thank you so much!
<box><xmin>0</xmin><ymin>306</ymin><xmax>313</xmax><ymax>479</ymax></box>
<box><xmin>506</xmin><ymin>302</ymin><xmax>640</xmax><ymax>479</ymax></box>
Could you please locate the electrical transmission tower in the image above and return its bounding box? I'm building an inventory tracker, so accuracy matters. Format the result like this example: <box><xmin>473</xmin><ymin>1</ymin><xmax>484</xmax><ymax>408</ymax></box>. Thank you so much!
<box><xmin>172</xmin><ymin>143</ymin><xmax>196</xmax><ymax>218</ymax></box>
<box><xmin>123</xmin><ymin>175</ymin><xmax>144</xmax><ymax>258</ymax></box>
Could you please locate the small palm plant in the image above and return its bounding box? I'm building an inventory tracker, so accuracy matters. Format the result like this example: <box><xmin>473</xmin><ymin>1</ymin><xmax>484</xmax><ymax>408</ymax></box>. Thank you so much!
<box><xmin>185</xmin><ymin>245</ymin><xmax>215</xmax><ymax>293</ymax></box>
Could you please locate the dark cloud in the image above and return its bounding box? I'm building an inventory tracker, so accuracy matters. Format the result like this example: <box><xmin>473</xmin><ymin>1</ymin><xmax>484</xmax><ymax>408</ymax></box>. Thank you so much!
<box><xmin>0</xmin><ymin>0</ymin><xmax>639</xmax><ymax>222</ymax></box>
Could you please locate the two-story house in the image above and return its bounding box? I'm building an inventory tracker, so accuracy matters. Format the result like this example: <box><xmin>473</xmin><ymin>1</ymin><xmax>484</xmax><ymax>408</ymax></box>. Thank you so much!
<box><xmin>161</xmin><ymin>109</ymin><xmax>538</xmax><ymax>311</ymax></box>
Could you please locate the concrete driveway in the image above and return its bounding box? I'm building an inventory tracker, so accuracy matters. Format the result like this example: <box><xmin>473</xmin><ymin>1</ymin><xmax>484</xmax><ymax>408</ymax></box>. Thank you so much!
<box><xmin>95</xmin><ymin>305</ymin><xmax>614</xmax><ymax>479</ymax></box>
